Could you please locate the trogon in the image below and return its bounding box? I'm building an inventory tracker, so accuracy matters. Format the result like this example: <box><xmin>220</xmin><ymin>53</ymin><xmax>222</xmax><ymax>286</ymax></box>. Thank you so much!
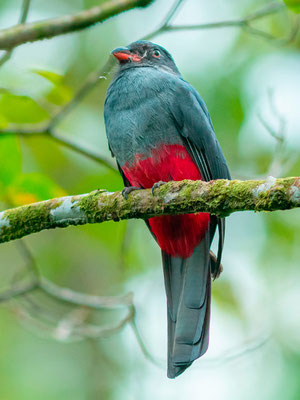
<box><xmin>104</xmin><ymin>40</ymin><xmax>231</xmax><ymax>378</ymax></box>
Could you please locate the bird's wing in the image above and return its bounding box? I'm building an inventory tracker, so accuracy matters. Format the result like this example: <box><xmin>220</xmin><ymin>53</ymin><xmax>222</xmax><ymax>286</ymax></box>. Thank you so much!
<box><xmin>169</xmin><ymin>80</ymin><xmax>231</xmax><ymax>273</ymax></box>
<box><xmin>117</xmin><ymin>162</ymin><xmax>132</xmax><ymax>187</ymax></box>
<box><xmin>170</xmin><ymin>80</ymin><xmax>231</xmax><ymax>181</ymax></box>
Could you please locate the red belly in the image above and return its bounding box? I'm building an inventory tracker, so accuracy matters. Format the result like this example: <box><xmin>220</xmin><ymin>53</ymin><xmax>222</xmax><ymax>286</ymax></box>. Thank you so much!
<box><xmin>122</xmin><ymin>144</ymin><xmax>210</xmax><ymax>258</ymax></box>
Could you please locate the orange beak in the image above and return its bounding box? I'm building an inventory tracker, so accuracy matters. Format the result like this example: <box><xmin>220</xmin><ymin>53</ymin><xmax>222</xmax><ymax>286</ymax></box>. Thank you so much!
<box><xmin>111</xmin><ymin>47</ymin><xmax>141</xmax><ymax>63</ymax></box>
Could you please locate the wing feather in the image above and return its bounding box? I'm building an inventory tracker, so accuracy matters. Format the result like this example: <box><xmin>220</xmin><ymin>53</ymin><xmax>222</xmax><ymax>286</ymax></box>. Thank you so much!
<box><xmin>170</xmin><ymin>80</ymin><xmax>231</xmax><ymax>274</ymax></box>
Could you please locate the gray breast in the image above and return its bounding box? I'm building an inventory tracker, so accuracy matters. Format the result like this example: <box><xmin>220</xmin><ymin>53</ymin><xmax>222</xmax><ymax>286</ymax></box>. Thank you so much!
<box><xmin>104</xmin><ymin>67</ymin><xmax>182</xmax><ymax>166</ymax></box>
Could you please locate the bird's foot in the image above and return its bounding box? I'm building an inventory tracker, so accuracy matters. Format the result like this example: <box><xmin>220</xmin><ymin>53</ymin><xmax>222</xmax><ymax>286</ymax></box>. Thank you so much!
<box><xmin>210</xmin><ymin>250</ymin><xmax>223</xmax><ymax>280</ymax></box>
<box><xmin>121</xmin><ymin>186</ymin><xmax>141</xmax><ymax>200</ymax></box>
<box><xmin>152</xmin><ymin>181</ymin><xmax>167</xmax><ymax>195</ymax></box>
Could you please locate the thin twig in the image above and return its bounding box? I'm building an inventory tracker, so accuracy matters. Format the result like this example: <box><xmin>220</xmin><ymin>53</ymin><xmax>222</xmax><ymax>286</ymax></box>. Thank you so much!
<box><xmin>0</xmin><ymin>0</ymin><xmax>31</xmax><ymax>66</ymax></box>
<box><xmin>257</xmin><ymin>89</ymin><xmax>298</xmax><ymax>177</ymax></box>
<box><xmin>0</xmin><ymin>51</ymin><xmax>12</xmax><ymax>67</ymax></box>
<box><xmin>130</xmin><ymin>319</ymin><xmax>163</xmax><ymax>367</ymax></box>
<box><xmin>49</xmin><ymin>131</ymin><xmax>116</xmax><ymax>171</ymax></box>
<box><xmin>14</xmin><ymin>299</ymin><xmax>135</xmax><ymax>341</ymax></box>
<box><xmin>143</xmin><ymin>2</ymin><xmax>288</xmax><ymax>42</ymax></box>
<box><xmin>245</xmin><ymin>2</ymin><xmax>284</xmax><ymax>22</ymax></box>
<box><xmin>160</xmin><ymin>0</ymin><xmax>186</xmax><ymax>27</ymax></box>
<box><xmin>0</xmin><ymin>127</ymin><xmax>117</xmax><ymax>171</ymax></box>
<box><xmin>73</xmin><ymin>306</ymin><xmax>135</xmax><ymax>339</ymax></box>
<box><xmin>40</xmin><ymin>277</ymin><xmax>133</xmax><ymax>310</ymax></box>
<box><xmin>47</xmin><ymin>57</ymin><xmax>115</xmax><ymax>131</ymax></box>
<box><xmin>0</xmin><ymin>280</ymin><xmax>38</xmax><ymax>302</ymax></box>
<box><xmin>19</xmin><ymin>0</ymin><xmax>31</xmax><ymax>24</ymax></box>
<box><xmin>15</xmin><ymin>239</ymin><xmax>40</xmax><ymax>278</ymax></box>
<box><xmin>197</xmin><ymin>334</ymin><xmax>270</xmax><ymax>368</ymax></box>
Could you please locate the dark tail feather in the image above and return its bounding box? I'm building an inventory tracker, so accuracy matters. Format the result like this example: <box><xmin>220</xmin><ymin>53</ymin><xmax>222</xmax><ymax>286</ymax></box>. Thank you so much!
<box><xmin>162</xmin><ymin>233</ymin><xmax>211</xmax><ymax>379</ymax></box>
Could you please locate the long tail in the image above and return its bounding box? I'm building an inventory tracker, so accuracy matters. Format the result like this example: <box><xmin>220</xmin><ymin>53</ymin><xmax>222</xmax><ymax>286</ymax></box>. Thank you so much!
<box><xmin>161</xmin><ymin>233</ymin><xmax>211</xmax><ymax>378</ymax></box>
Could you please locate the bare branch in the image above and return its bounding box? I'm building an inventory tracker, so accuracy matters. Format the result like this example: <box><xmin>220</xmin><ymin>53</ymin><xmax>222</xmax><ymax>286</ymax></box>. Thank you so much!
<box><xmin>160</xmin><ymin>0</ymin><xmax>186</xmax><ymax>27</ymax></box>
<box><xmin>1</xmin><ymin>240</ymin><xmax>138</xmax><ymax>344</ymax></box>
<box><xmin>257</xmin><ymin>89</ymin><xmax>298</xmax><ymax>177</ymax></box>
<box><xmin>19</xmin><ymin>0</ymin><xmax>31</xmax><ymax>24</ymax></box>
<box><xmin>195</xmin><ymin>334</ymin><xmax>270</xmax><ymax>368</ymax></box>
<box><xmin>0</xmin><ymin>0</ymin><xmax>154</xmax><ymax>50</ymax></box>
<box><xmin>144</xmin><ymin>2</ymin><xmax>290</xmax><ymax>42</ymax></box>
<box><xmin>40</xmin><ymin>277</ymin><xmax>133</xmax><ymax>310</ymax></box>
<box><xmin>72</xmin><ymin>306</ymin><xmax>134</xmax><ymax>339</ymax></box>
<box><xmin>49</xmin><ymin>131</ymin><xmax>117</xmax><ymax>171</ymax></box>
<box><xmin>15</xmin><ymin>239</ymin><xmax>40</xmax><ymax>278</ymax></box>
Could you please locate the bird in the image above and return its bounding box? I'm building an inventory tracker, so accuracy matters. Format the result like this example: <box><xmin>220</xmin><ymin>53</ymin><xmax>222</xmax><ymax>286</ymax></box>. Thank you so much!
<box><xmin>104</xmin><ymin>40</ymin><xmax>231</xmax><ymax>378</ymax></box>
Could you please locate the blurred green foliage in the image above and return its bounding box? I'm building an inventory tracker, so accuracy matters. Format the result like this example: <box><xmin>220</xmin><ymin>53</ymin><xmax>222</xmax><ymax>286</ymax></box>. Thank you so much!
<box><xmin>33</xmin><ymin>70</ymin><xmax>73</xmax><ymax>105</ymax></box>
<box><xmin>284</xmin><ymin>0</ymin><xmax>300</xmax><ymax>13</ymax></box>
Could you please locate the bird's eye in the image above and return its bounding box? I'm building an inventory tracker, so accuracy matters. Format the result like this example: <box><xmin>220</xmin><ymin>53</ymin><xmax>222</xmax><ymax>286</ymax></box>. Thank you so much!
<box><xmin>152</xmin><ymin>49</ymin><xmax>161</xmax><ymax>58</ymax></box>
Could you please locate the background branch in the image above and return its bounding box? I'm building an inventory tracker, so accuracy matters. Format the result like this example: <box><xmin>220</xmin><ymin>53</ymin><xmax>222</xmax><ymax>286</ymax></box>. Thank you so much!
<box><xmin>143</xmin><ymin>2</ymin><xmax>294</xmax><ymax>43</ymax></box>
<box><xmin>0</xmin><ymin>238</ymin><xmax>153</xmax><ymax>364</ymax></box>
<box><xmin>0</xmin><ymin>0</ymin><xmax>154</xmax><ymax>50</ymax></box>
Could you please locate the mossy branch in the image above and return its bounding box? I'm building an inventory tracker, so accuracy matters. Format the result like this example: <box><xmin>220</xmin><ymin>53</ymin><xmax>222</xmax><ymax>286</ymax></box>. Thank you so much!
<box><xmin>0</xmin><ymin>0</ymin><xmax>154</xmax><ymax>50</ymax></box>
<box><xmin>0</xmin><ymin>177</ymin><xmax>299</xmax><ymax>245</ymax></box>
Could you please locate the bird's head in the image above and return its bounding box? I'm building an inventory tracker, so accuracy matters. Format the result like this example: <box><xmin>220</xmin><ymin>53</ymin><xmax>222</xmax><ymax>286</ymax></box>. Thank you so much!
<box><xmin>111</xmin><ymin>40</ymin><xmax>180</xmax><ymax>75</ymax></box>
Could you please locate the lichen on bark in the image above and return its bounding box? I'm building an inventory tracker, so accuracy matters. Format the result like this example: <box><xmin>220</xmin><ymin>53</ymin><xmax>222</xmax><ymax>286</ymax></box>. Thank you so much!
<box><xmin>0</xmin><ymin>177</ymin><xmax>299</xmax><ymax>245</ymax></box>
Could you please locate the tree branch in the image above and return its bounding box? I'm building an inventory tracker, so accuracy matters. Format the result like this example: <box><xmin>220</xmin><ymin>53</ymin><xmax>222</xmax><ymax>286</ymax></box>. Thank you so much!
<box><xmin>0</xmin><ymin>0</ymin><xmax>154</xmax><ymax>50</ymax></box>
<box><xmin>39</xmin><ymin>277</ymin><xmax>133</xmax><ymax>309</ymax></box>
<box><xmin>0</xmin><ymin>280</ymin><xmax>38</xmax><ymax>302</ymax></box>
<box><xmin>143</xmin><ymin>2</ymin><xmax>291</xmax><ymax>42</ymax></box>
<box><xmin>0</xmin><ymin>177</ymin><xmax>299</xmax><ymax>244</ymax></box>
<box><xmin>0</xmin><ymin>239</ymin><xmax>153</xmax><ymax>359</ymax></box>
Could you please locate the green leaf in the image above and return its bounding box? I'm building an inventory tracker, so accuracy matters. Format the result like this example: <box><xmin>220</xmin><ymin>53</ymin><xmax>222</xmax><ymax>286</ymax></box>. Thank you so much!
<box><xmin>8</xmin><ymin>173</ymin><xmax>66</xmax><ymax>206</ymax></box>
<box><xmin>0</xmin><ymin>113</ymin><xmax>8</xmax><ymax>129</ymax></box>
<box><xmin>0</xmin><ymin>93</ymin><xmax>49</xmax><ymax>124</ymax></box>
<box><xmin>34</xmin><ymin>70</ymin><xmax>64</xmax><ymax>86</ymax></box>
<box><xmin>0</xmin><ymin>136</ymin><xmax>21</xmax><ymax>188</ymax></box>
<box><xmin>33</xmin><ymin>69</ymin><xmax>73</xmax><ymax>106</ymax></box>
<box><xmin>284</xmin><ymin>0</ymin><xmax>300</xmax><ymax>13</ymax></box>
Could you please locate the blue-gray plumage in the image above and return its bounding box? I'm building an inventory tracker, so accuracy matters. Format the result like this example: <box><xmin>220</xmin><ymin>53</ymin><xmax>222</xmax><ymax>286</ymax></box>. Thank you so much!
<box><xmin>104</xmin><ymin>40</ymin><xmax>231</xmax><ymax>378</ymax></box>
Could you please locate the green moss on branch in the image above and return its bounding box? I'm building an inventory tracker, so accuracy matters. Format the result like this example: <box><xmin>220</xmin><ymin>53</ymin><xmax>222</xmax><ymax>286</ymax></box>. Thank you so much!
<box><xmin>0</xmin><ymin>177</ymin><xmax>299</xmax><ymax>244</ymax></box>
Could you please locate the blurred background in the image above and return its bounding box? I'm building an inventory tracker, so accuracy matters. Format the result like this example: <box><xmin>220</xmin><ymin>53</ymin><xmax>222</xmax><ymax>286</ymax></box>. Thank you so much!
<box><xmin>0</xmin><ymin>0</ymin><xmax>300</xmax><ymax>399</ymax></box>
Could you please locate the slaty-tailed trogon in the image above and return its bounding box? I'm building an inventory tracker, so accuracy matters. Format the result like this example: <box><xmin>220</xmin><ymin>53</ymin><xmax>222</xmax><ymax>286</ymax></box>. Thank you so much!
<box><xmin>104</xmin><ymin>40</ymin><xmax>231</xmax><ymax>378</ymax></box>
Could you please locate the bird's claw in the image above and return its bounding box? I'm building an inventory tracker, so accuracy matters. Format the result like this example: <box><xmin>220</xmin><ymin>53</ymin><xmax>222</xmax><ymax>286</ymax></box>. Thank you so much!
<box><xmin>152</xmin><ymin>181</ymin><xmax>167</xmax><ymax>195</ymax></box>
<box><xmin>121</xmin><ymin>186</ymin><xmax>141</xmax><ymax>200</ymax></box>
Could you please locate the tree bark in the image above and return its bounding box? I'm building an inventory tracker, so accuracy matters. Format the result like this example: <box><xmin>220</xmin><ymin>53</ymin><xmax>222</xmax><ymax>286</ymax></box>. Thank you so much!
<box><xmin>0</xmin><ymin>177</ymin><xmax>299</xmax><ymax>244</ymax></box>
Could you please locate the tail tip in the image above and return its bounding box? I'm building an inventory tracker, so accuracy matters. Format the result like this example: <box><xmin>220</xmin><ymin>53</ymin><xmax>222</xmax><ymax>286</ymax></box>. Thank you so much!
<box><xmin>167</xmin><ymin>363</ymin><xmax>192</xmax><ymax>379</ymax></box>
